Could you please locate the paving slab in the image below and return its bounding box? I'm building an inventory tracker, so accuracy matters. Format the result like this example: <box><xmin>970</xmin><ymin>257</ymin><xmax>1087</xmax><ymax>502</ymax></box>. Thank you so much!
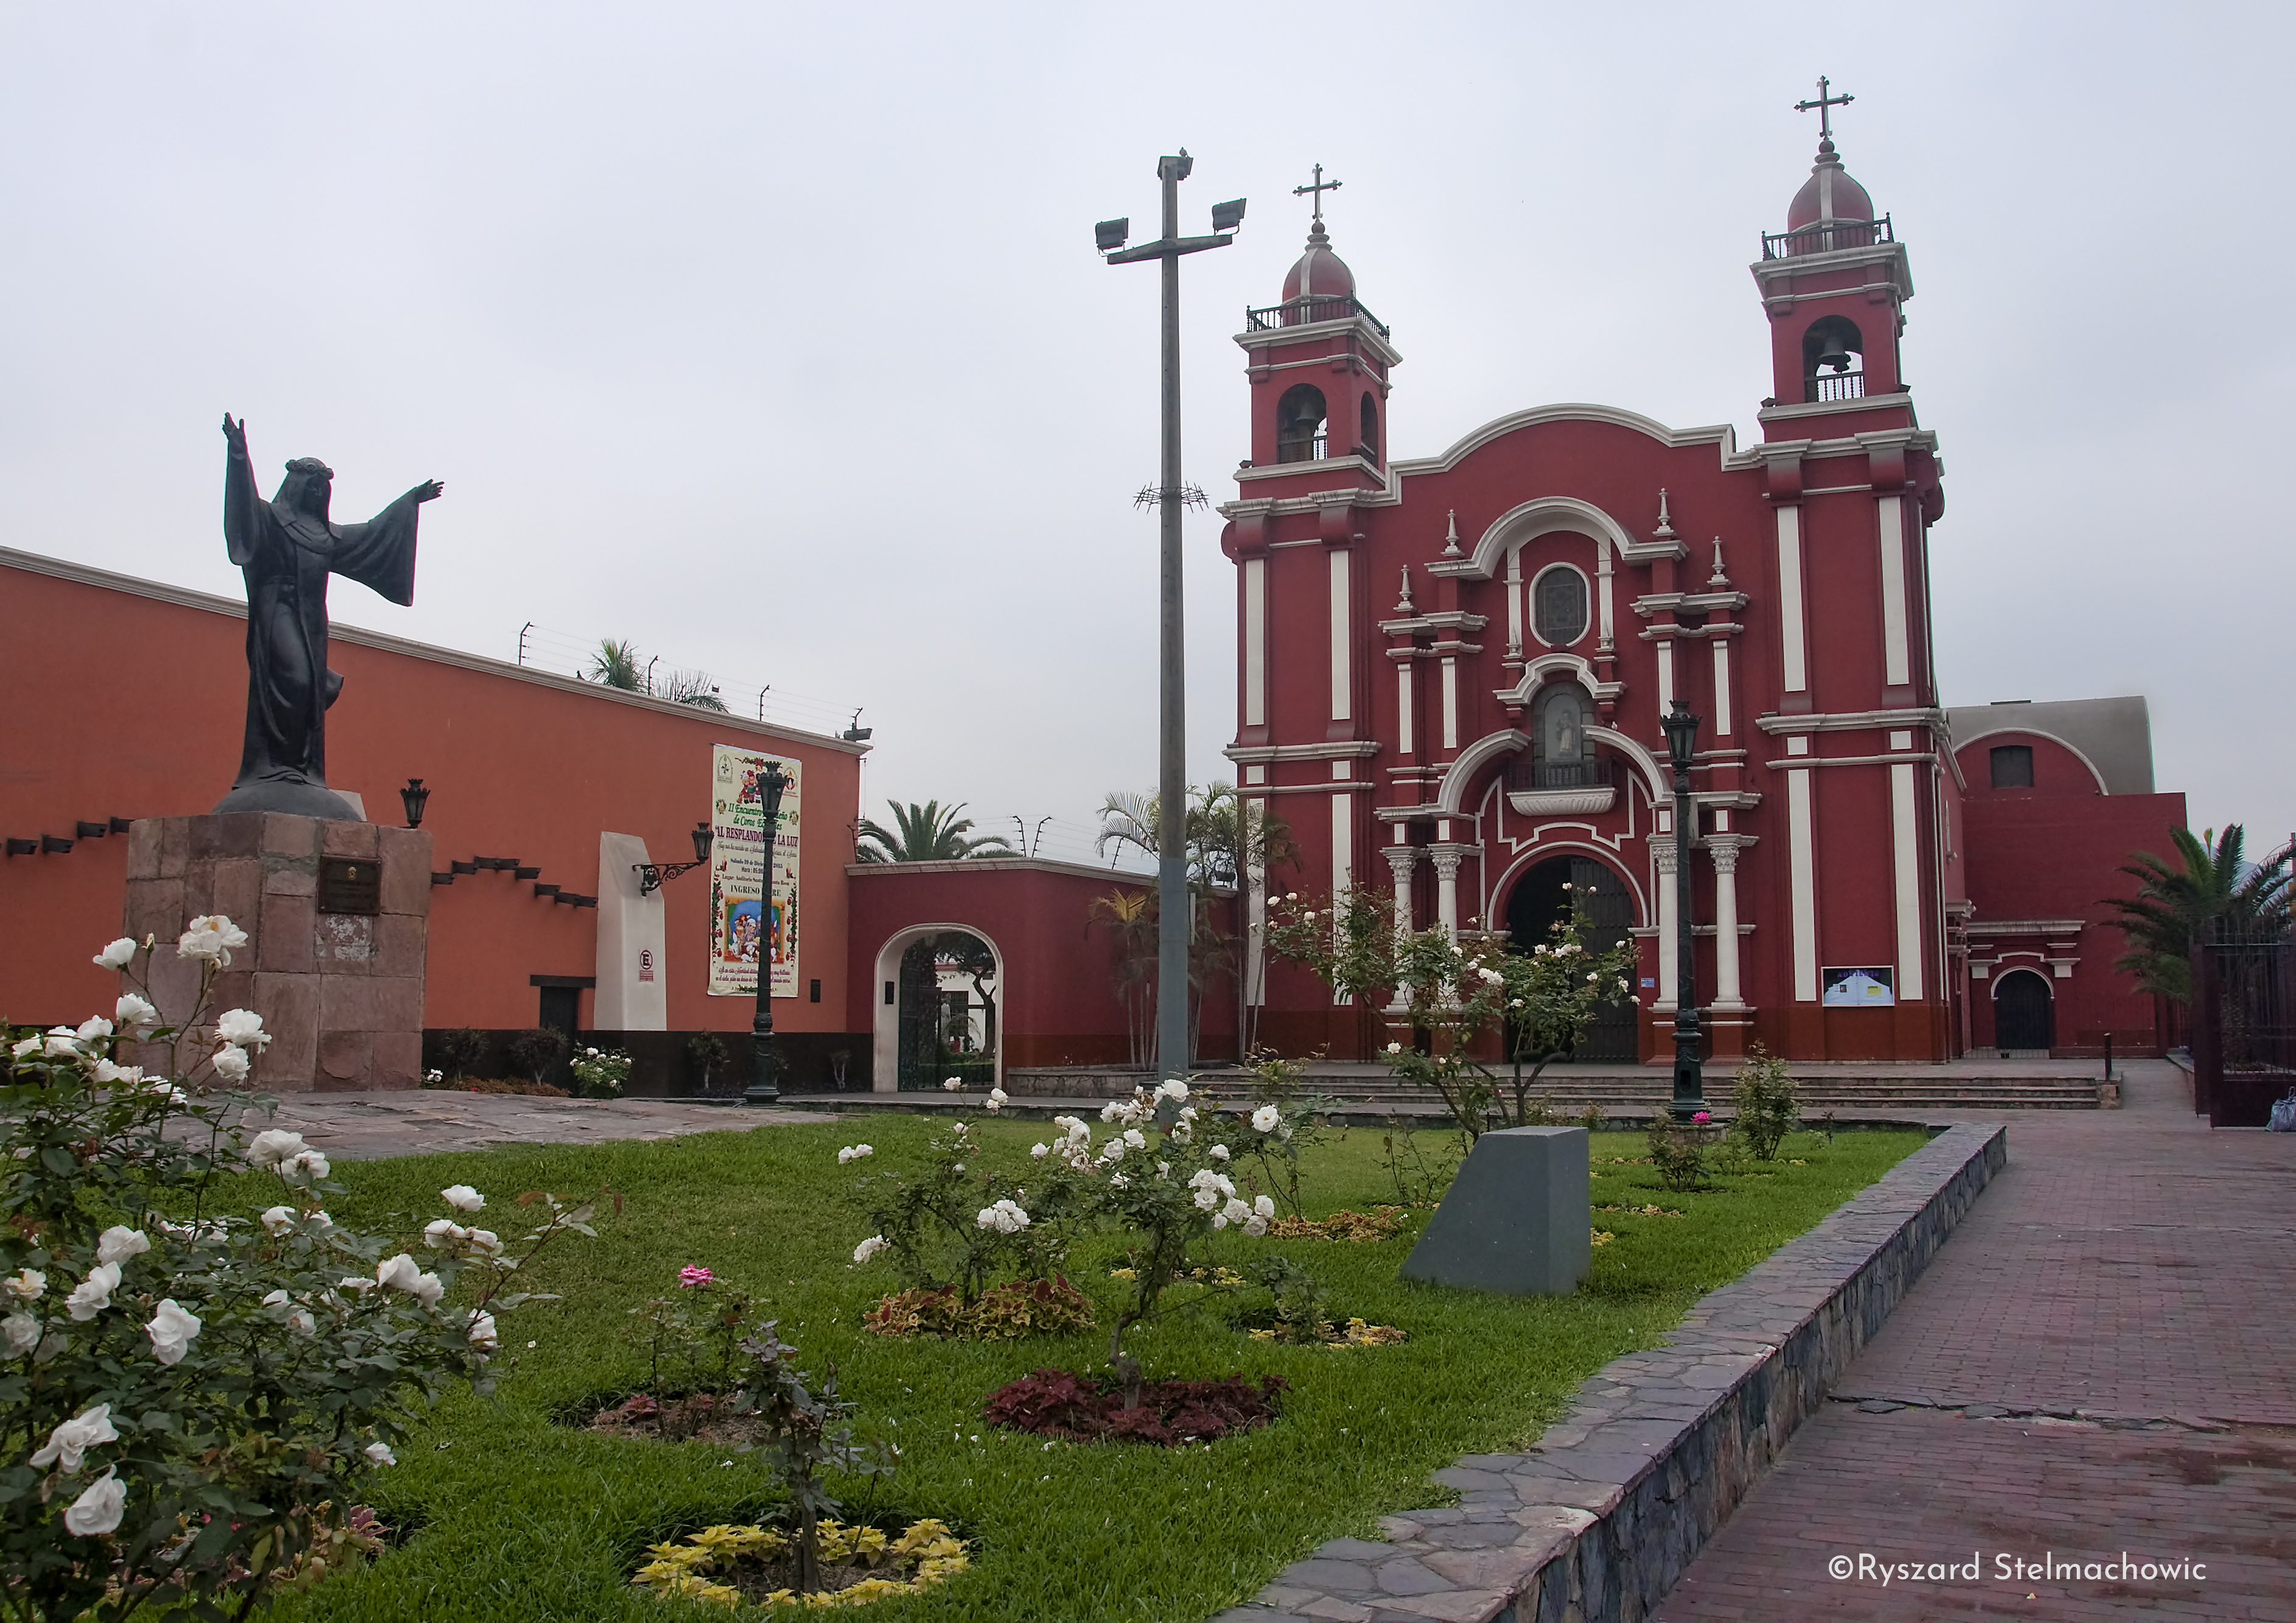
<box><xmin>227</xmin><ymin>1089</ymin><xmax>839</xmax><ymax>1161</ymax></box>
<box><xmin>1653</xmin><ymin>1060</ymin><xmax>2296</xmax><ymax>1621</ymax></box>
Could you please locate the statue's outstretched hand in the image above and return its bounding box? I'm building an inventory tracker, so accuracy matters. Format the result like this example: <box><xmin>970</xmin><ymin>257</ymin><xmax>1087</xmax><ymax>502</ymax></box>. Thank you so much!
<box><xmin>221</xmin><ymin>414</ymin><xmax>247</xmax><ymax>456</ymax></box>
<box><xmin>408</xmin><ymin>479</ymin><xmax>444</xmax><ymax>504</ymax></box>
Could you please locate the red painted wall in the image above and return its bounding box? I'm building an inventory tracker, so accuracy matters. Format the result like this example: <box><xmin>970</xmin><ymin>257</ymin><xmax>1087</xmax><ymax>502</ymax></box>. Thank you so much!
<box><xmin>0</xmin><ymin>555</ymin><xmax>863</xmax><ymax>1038</ymax></box>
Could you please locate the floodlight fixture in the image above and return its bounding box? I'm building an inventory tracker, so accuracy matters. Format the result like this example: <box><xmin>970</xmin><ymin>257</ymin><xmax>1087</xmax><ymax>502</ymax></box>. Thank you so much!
<box><xmin>1095</xmin><ymin>217</ymin><xmax>1130</xmax><ymax>253</ymax></box>
<box><xmin>1210</xmin><ymin>197</ymin><xmax>1246</xmax><ymax>233</ymax></box>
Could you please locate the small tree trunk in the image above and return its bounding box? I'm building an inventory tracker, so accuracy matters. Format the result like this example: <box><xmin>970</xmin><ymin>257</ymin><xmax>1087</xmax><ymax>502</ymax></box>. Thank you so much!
<box><xmin>795</xmin><ymin>1496</ymin><xmax>821</xmax><ymax>1593</ymax></box>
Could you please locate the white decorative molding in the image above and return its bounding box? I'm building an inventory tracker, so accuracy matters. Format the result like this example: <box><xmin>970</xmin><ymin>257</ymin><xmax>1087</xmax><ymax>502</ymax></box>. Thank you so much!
<box><xmin>1756</xmin><ymin>708</ymin><xmax>1946</xmax><ymax>735</ymax></box>
<box><xmin>1507</xmin><ymin>787</ymin><xmax>1617</xmax><ymax>817</ymax></box>
<box><xmin>1950</xmin><ymin>728</ymin><xmax>2113</xmax><ymax>797</ymax></box>
<box><xmin>1225</xmin><ymin>741</ymin><xmax>1383</xmax><ymax>763</ymax></box>
<box><xmin>1434</xmin><ymin>495</ymin><xmax>1672</xmax><ymax>583</ymax></box>
<box><xmin>1492</xmin><ymin>652</ymin><xmax>1624</xmax><ymax>706</ymax></box>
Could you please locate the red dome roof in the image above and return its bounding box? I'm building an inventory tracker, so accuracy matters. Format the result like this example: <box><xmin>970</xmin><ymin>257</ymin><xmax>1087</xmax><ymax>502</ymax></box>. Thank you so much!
<box><xmin>1281</xmin><ymin>224</ymin><xmax>1356</xmax><ymax>302</ymax></box>
<box><xmin>1786</xmin><ymin>136</ymin><xmax>1875</xmax><ymax>230</ymax></box>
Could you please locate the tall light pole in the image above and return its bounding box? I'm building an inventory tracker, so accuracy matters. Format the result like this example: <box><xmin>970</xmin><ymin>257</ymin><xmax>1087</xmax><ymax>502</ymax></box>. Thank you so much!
<box><xmin>742</xmin><ymin>759</ymin><xmax>790</xmax><ymax>1106</ymax></box>
<box><xmin>1097</xmin><ymin>154</ymin><xmax>1245</xmax><ymax>1081</ymax></box>
<box><xmin>1662</xmin><ymin>700</ymin><xmax>1705</xmax><ymax>1121</ymax></box>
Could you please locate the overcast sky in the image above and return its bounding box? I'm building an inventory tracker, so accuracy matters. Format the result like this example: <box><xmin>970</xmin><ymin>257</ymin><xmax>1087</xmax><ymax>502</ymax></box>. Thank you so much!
<box><xmin>3</xmin><ymin>2</ymin><xmax>2287</xmax><ymax>862</ymax></box>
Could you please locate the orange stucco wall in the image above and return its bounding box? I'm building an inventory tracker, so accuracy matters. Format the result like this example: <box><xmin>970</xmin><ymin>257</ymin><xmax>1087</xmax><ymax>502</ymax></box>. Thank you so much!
<box><xmin>0</xmin><ymin>554</ymin><xmax>862</xmax><ymax>1036</ymax></box>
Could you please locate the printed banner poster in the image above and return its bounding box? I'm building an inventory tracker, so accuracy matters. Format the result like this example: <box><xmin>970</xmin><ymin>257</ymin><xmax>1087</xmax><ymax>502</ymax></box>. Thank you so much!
<box><xmin>706</xmin><ymin>745</ymin><xmax>800</xmax><ymax>998</ymax></box>
<box><xmin>1820</xmin><ymin>965</ymin><xmax>1895</xmax><ymax>1008</ymax></box>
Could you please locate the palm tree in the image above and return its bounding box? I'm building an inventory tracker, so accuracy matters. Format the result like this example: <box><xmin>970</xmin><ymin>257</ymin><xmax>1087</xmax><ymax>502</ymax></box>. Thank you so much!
<box><xmin>853</xmin><ymin>800</ymin><xmax>1014</xmax><ymax>864</ymax></box>
<box><xmin>2104</xmin><ymin>825</ymin><xmax>2291</xmax><ymax>1002</ymax></box>
<box><xmin>588</xmin><ymin>638</ymin><xmax>646</xmax><ymax>692</ymax></box>
<box><xmin>658</xmin><ymin>669</ymin><xmax>729</xmax><ymax>711</ymax></box>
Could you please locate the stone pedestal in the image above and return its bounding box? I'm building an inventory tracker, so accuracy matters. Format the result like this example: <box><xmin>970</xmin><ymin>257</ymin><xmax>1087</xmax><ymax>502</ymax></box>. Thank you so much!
<box><xmin>122</xmin><ymin>814</ymin><xmax>432</xmax><ymax>1093</ymax></box>
<box><xmin>1398</xmin><ymin>1125</ymin><xmax>1590</xmax><ymax>1297</ymax></box>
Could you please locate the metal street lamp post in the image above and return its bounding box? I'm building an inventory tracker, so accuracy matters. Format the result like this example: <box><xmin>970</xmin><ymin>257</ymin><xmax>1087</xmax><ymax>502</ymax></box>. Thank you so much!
<box><xmin>742</xmin><ymin>761</ymin><xmax>791</xmax><ymax>1107</ymax></box>
<box><xmin>1096</xmin><ymin>153</ymin><xmax>1244</xmax><ymax>1082</ymax></box>
<box><xmin>1662</xmin><ymin>700</ymin><xmax>1706</xmax><ymax>1121</ymax></box>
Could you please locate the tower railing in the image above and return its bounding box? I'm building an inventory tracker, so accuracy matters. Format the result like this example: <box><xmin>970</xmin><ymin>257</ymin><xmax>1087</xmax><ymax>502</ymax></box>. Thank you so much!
<box><xmin>1805</xmin><ymin>370</ymin><xmax>1868</xmax><ymax>403</ymax></box>
<box><xmin>1244</xmin><ymin>294</ymin><xmax>1390</xmax><ymax>339</ymax></box>
<box><xmin>1761</xmin><ymin>214</ymin><xmax>1894</xmax><ymax>260</ymax></box>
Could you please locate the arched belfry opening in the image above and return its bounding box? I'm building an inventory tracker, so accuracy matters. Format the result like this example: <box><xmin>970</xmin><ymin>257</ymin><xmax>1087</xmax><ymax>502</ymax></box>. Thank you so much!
<box><xmin>1358</xmin><ymin>393</ymin><xmax>1379</xmax><ymax>466</ymax></box>
<box><xmin>1276</xmin><ymin>384</ymin><xmax>1328</xmax><ymax>463</ymax></box>
<box><xmin>1505</xmin><ymin>856</ymin><xmax>1639</xmax><ymax>1060</ymax></box>
<box><xmin>1801</xmin><ymin>314</ymin><xmax>1865</xmax><ymax>403</ymax></box>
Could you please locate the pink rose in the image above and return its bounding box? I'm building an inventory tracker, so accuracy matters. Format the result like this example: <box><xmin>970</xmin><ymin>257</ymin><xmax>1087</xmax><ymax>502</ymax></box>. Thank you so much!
<box><xmin>1692</xmin><ymin>1111</ymin><xmax>1711</xmax><ymax>1125</ymax></box>
<box><xmin>678</xmin><ymin>1266</ymin><xmax>714</xmax><ymax>1289</ymax></box>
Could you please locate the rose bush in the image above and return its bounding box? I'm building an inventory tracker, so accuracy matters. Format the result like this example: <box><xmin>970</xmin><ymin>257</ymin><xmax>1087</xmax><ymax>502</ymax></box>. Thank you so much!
<box><xmin>0</xmin><ymin>923</ymin><xmax>603</xmax><ymax>1622</ymax></box>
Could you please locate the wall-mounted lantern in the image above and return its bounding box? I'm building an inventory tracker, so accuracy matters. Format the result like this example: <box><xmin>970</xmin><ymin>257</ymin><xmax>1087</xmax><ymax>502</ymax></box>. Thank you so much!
<box><xmin>634</xmin><ymin>822</ymin><xmax>715</xmax><ymax>896</ymax></box>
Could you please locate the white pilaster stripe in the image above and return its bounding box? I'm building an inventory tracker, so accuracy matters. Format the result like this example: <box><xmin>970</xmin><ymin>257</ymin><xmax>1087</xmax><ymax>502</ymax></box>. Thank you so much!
<box><xmin>1710</xmin><ymin>639</ymin><xmax>1732</xmax><ymax>736</ymax></box>
<box><xmin>1890</xmin><ymin>761</ymin><xmax>1924</xmax><ymax>999</ymax></box>
<box><xmin>1441</xmin><ymin>658</ymin><xmax>1459</xmax><ymax>751</ymax></box>
<box><xmin>1597</xmin><ymin>536</ymin><xmax>1616</xmax><ymax>649</ymax></box>
<box><xmin>1787</xmin><ymin>768</ymin><xmax>1818</xmax><ymax>1001</ymax></box>
<box><xmin>1331</xmin><ymin>792</ymin><xmax>1352</xmax><ymax>899</ymax></box>
<box><xmin>1506</xmin><ymin>542</ymin><xmax>1523</xmax><ymax>652</ymax></box>
<box><xmin>1776</xmin><ymin>506</ymin><xmax>1807</xmax><ymax>693</ymax></box>
<box><xmin>1656</xmin><ymin>641</ymin><xmax>1674</xmax><ymax>713</ymax></box>
<box><xmin>1876</xmin><ymin>494</ymin><xmax>1909</xmax><ymax>687</ymax></box>
<box><xmin>1396</xmin><ymin>664</ymin><xmax>1414</xmax><ymax>755</ymax></box>
<box><xmin>1328</xmin><ymin>549</ymin><xmax>1351</xmax><ymax>722</ymax></box>
<box><xmin>1242</xmin><ymin>557</ymin><xmax>1266</xmax><ymax>728</ymax></box>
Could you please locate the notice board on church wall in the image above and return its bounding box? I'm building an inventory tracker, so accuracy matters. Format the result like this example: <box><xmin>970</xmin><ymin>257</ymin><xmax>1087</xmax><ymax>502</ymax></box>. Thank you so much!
<box><xmin>706</xmin><ymin>744</ymin><xmax>801</xmax><ymax>999</ymax></box>
<box><xmin>1821</xmin><ymin>966</ymin><xmax>1895</xmax><ymax>1007</ymax></box>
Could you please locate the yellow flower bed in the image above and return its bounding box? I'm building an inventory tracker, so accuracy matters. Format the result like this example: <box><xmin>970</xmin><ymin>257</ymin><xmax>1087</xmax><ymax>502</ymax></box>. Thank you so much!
<box><xmin>632</xmin><ymin>1518</ymin><xmax>968</xmax><ymax>1611</ymax></box>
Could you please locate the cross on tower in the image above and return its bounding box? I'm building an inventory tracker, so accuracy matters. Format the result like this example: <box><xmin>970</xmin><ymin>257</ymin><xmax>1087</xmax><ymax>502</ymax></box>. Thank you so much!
<box><xmin>1794</xmin><ymin>76</ymin><xmax>1854</xmax><ymax>142</ymax></box>
<box><xmin>1293</xmin><ymin>163</ymin><xmax>1342</xmax><ymax>229</ymax></box>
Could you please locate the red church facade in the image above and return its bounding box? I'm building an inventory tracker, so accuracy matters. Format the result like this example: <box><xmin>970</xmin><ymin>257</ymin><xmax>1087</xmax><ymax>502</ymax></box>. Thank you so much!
<box><xmin>1223</xmin><ymin>129</ymin><xmax>2179</xmax><ymax>1063</ymax></box>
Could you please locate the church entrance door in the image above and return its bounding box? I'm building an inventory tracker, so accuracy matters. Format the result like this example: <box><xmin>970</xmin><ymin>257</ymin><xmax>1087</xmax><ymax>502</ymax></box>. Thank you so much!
<box><xmin>1505</xmin><ymin>856</ymin><xmax>1639</xmax><ymax>1061</ymax></box>
<box><xmin>1994</xmin><ymin>970</ymin><xmax>2055</xmax><ymax>1055</ymax></box>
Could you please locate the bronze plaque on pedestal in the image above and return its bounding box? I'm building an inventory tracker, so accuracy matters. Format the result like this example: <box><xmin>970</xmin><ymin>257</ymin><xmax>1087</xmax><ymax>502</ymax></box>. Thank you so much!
<box><xmin>318</xmin><ymin>856</ymin><xmax>382</xmax><ymax>915</ymax></box>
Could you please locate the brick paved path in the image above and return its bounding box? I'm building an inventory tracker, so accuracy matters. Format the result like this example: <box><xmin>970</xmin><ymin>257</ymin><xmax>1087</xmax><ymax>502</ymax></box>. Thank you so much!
<box><xmin>1654</xmin><ymin>1060</ymin><xmax>2296</xmax><ymax>1621</ymax></box>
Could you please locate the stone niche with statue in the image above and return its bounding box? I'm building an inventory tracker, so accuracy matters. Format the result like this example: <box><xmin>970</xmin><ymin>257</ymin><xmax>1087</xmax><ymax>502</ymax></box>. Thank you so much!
<box><xmin>124</xmin><ymin>814</ymin><xmax>432</xmax><ymax>1091</ymax></box>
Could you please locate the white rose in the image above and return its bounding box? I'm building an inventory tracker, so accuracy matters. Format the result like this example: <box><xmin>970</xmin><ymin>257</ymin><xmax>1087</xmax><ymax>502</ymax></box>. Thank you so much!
<box><xmin>1192</xmin><ymin>1187</ymin><xmax>1220</xmax><ymax>1212</ymax></box>
<box><xmin>146</xmin><ymin>1298</ymin><xmax>202</xmax><ymax>1366</ymax></box>
<box><xmin>467</xmin><ymin>1310</ymin><xmax>499</xmax><ymax>1350</ymax></box>
<box><xmin>94</xmin><ymin>938</ymin><xmax>138</xmax><ymax>971</ymax></box>
<box><xmin>411</xmin><ymin>1272</ymin><xmax>446</xmax><ymax>1308</ymax></box>
<box><xmin>1029</xmin><ymin>1142</ymin><xmax>1049</xmax><ymax>1159</ymax></box>
<box><xmin>65</xmin><ymin>1262</ymin><xmax>121</xmax><ymax>1321</ymax></box>
<box><xmin>258</xmin><ymin>1206</ymin><xmax>297</xmax><ymax>1237</ymax></box>
<box><xmin>247</xmin><ymin>1129</ymin><xmax>308</xmax><ymax>1170</ymax></box>
<box><xmin>1208</xmin><ymin>1144</ymin><xmax>1230</xmax><ymax>1163</ymax></box>
<box><xmin>90</xmin><ymin>1059</ymin><xmax>143</xmax><ymax>1086</ymax></box>
<box><xmin>440</xmin><ymin>1185</ymin><xmax>484</xmax><ymax>1213</ymax></box>
<box><xmin>30</xmin><ymin>1403</ymin><xmax>118</xmax><ymax>1473</ymax></box>
<box><xmin>214</xmin><ymin>1009</ymin><xmax>269</xmax><ymax>1048</ymax></box>
<box><xmin>423</xmin><ymin>1217</ymin><xmax>468</xmax><ymax>1248</ymax></box>
<box><xmin>365</xmin><ymin>1441</ymin><xmax>396</xmax><ymax>1466</ymax></box>
<box><xmin>1154</xmin><ymin>1079</ymin><xmax>1189</xmax><ymax>1103</ymax></box>
<box><xmin>375</xmin><ymin>1254</ymin><xmax>423</xmax><ymax>1293</ymax></box>
<box><xmin>4</xmin><ymin>1269</ymin><xmax>44</xmax><ymax>1301</ymax></box>
<box><xmin>1252</xmin><ymin>1105</ymin><xmax>1281</xmax><ymax>1133</ymax></box>
<box><xmin>114</xmin><ymin>993</ymin><xmax>159</xmax><ymax>1029</ymax></box>
<box><xmin>95</xmin><ymin>1227</ymin><xmax>150</xmax><ymax>1267</ymax></box>
<box><xmin>1386</xmin><ymin>1041</ymin><xmax>1404</xmax><ymax>1055</ymax></box>
<box><xmin>63</xmin><ymin>1469</ymin><xmax>126</xmax><ymax>1537</ymax></box>
<box><xmin>1222</xmin><ymin>1197</ymin><xmax>1252</xmax><ymax>1225</ymax></box>
<box><xmin>942</xmin><ymin>1077</ymin><xmax>962</xmax><ymax>1091</ymax></box>
<box><xmin>2</xmin><ymin>1312</ymin><xmax>39</xmax><ymax>1356</ymax></box>
<box><xmin>210</xmin><ymin>1046</ymin><xmax>252</xmax><ymax>1082</ymax></box>
<box><xmin>76</xmin><ymin>1016</ymin><xmax>114</xmax><ymax>1044</ymax></box>
<box><xmin>836</xmin><ymin>1144</ymin><xmax>873</xmax><ymax>1164</ymax></box>
<box><xmin>10</xmin><ymin>1037</ymin><xmax>40</xmax><ymax>1060</ymax></box>
<box><xmin>282</xmin><ymin>1150</ymin><xmax>329</xmax><ymax>1183</ymax></box>
<box><xmin>467</xmin><ymin>1228</ymin><xmax>501</xmax><ymax>1256</ymax></box>
<box><xmin>1243</xmin><ymin>1214</ymin><xmax>1270</xmax><ymax>1237</ymax></box>
<box><xmin>176</xmin><ymin>914</ymin><xmax>250</xmax><ymax>965</ymax></box>
<box><xmin>286</xmin><ymin>1308</ymin><xmax>316</xmax><ymax>1336</ymax></box>
<box><xmin>1253</xmin><ymin>1195</ymin><xmax>1275</xmax><ymax>1219</ymax></box>
<box><xmin>853</xmin><ymin>1234</ymin><xmax>889</xmax><ymax>1264</ymax></box>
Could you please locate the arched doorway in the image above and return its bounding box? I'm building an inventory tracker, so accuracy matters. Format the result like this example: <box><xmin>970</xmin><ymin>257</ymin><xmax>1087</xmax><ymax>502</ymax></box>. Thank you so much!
<box><xmin>871</xmin><ymin>925</ymin><xmax>1003</xmax><ymax>1092</ymax></box>
<box><xmin>1505</xmin><ymin>855</ymin><xmax>1638</xmax><ymax>1061</ymax></box>
<box><xmin>1994</xmin><ymin>969</ymin><xmax>2055</xmax><ymax>1055</ymax></box>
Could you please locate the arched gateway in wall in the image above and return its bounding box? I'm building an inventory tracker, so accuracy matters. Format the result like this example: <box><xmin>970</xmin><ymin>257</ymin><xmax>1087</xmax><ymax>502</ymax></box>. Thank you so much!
<box><xmin>870</xmin><ymin>923</ymin><xmax>1003</xmax><ymax>1091</ymax></box>
<box><xmin>1502</xmin><ymin>854</ymin><xmax>1641</xmax><ymax>1060</ymax></box>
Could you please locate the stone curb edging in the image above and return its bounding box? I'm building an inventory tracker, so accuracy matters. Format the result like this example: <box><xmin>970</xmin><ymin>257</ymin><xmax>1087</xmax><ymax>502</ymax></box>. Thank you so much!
<box><xmin>1210</xmin><ymin>1121</ymin><xmax>2009</xmax><ymax>1623</ymax></box>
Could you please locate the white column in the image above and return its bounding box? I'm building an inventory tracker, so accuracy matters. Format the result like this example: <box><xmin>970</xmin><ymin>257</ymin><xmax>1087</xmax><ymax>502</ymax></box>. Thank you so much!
<box><xmin>1776</xmin><ymin>505</ymin><xmax>1808</xmax><ymax>694</ymax></box>
<box><xmin>1505</xmin><ymin>543</ymin><xmax>1523</xmax><ymax>655</ymax></box>
<box><xmin>1396</xmin><ymin>662</ymin><xmax>1414</xmax><ymax>755</ymax></box>
<box><xmin>1382</xmin><ymin>846</ymin><xmax>1419</xmax><ymax>939</ymax></box>
<box><xmin>1890</xmin><ymin>761</ymin><xmax>1925</xmax><ymax>999</ymax></box>
<box><xmin>1328</xmin><ymin>549</ymin><xmax>1351</xmax><ymax>722</ymax></box>
<box><xmin>1429</xmin><ymin>845</ymin><xmax>1464</xmax><ymax>938</ymax></box>
<box><xmin>1709</xmin><ymin>837</ymin><xmax>1744</xmax><ymax>1010</ymax></box>
<box><xmin>1440</xmin><ymin>658</ymin><xmax>1459</xmax><ymax>750</ymax></box>
<box><xmin>1597</xmin><ymin>536</ymin><xmax>1616</xmax><ymax>651</ymax></box>
<box><xmin>1710</xmin><ymin>639</ymin><xmax>1733</xmax><ymax>736</ymax></box>
<box><xmin>1242</xmin><ymin>557</ymin><xmax>1267</xmax><ymax>728</ymax></box>
<box><xmin>1329</xmin><ymin>791</ymin><xmax>1353</xmax><ymax>898</ymax></box>
<box><xmin>1652</xmin><ymin>837</ymin><xmax>1678</xmax><ymax>1009</ymax></box>
<box><xmin>1786</xmin><ymin>767</ymin><xmax>1819</xmax><ymax>1002</ymax></box>
<box><xmin>1876</xmin><ymin>495</ymin><xmax>1909</xmax><ymax>687</ymax></box>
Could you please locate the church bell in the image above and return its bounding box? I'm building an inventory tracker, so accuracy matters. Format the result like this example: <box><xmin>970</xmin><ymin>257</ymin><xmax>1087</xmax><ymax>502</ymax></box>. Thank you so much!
<box><xmin>1812</xmin><ymin>331</ymin><xmax>1853</xmax><ymax>373</ymax></box>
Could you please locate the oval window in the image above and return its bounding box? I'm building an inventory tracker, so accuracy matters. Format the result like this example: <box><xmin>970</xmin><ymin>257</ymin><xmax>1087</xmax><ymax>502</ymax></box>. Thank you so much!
<box><xmin>1532</xmin><ymin>567</ymin><xmax>1588</xmax><ymax>646</ymax></box>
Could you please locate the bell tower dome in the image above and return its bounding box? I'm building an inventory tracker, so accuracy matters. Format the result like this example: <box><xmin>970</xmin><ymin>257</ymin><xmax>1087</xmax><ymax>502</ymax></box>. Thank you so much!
<box><xmin>1235</xmin><ymin>166</ymin><xmax>1400</xmax><ymax>487</ymax></box>
<box><xmin>1752</xmin><ymin>79</ymin><xmax>1915</xmax><ymax>435</ymax></box>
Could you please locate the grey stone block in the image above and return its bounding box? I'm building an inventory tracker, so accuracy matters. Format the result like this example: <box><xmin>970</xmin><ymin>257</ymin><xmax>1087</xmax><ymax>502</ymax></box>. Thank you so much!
<box><xmin>1398</xmin><ymin>1127</ymin><xmax>1590</xmax><ymax>1296</ymax></box>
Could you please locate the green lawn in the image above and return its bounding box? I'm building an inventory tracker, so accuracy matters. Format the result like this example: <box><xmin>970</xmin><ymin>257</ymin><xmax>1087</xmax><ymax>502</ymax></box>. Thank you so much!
<box><xmin>258</xmin><ymin>1115</ymin><xmax>1924</xmax><ymax>1623</ymax></box>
